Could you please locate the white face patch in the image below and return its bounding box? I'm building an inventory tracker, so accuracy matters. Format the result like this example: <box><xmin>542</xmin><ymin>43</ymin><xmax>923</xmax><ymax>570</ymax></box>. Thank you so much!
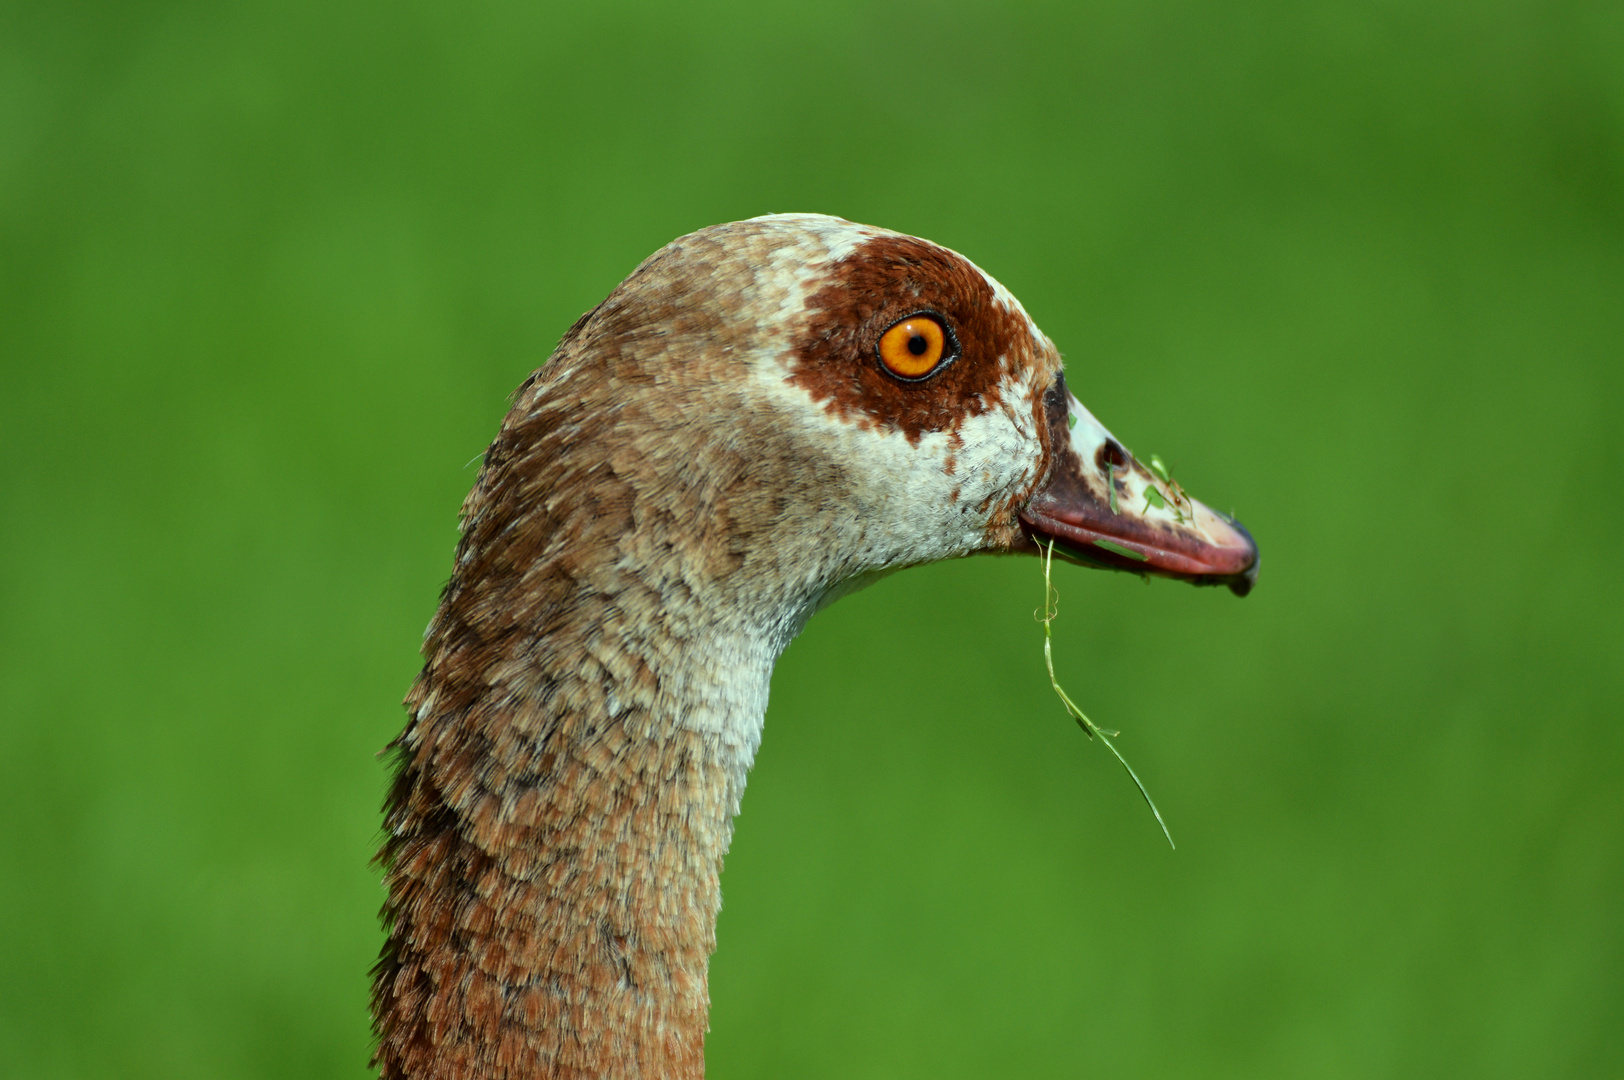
<box><xmin>751</xmin><ymin>365</ymin><xmax>1045</xmax><ymax>578</ymax></box>
<box><xmin>744</xmin><ymin>212</ymin><xmax>884</xmax><ymax>264</ymax></box>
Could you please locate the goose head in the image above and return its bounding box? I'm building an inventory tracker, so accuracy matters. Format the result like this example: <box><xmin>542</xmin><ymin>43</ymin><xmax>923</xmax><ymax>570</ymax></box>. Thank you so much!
<box><xmin>373</xmin><ymin>213</ymin><xmax>1257</xmax><ymax>1079</ymax></box>
<box><xmin>503</xmin><ymin>212</ymin><xmax>1254</xmax><ymax>627</ymax></box>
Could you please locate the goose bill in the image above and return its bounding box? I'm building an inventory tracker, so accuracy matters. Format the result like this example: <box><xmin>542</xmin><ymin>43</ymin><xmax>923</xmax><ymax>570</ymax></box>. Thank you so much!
<box><xmin>1018</xmin><ymin>373</ymin><xmax>1260</xmax><ymax>597</ymax></box>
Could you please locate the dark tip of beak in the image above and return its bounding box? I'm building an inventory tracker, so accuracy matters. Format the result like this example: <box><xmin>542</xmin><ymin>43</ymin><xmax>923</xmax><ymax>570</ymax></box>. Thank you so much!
<box><xmin>1224</xmin><ymin>518</ymin><xmax>1259</xmax><ymax>597</ymax></box>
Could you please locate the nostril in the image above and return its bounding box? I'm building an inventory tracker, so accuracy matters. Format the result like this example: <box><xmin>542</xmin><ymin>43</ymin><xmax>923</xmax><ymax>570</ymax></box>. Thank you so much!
<box><xmin>1095</xmin><ymin>439</ymin><xmax>1130</xmax><ymax>471</ymax></box>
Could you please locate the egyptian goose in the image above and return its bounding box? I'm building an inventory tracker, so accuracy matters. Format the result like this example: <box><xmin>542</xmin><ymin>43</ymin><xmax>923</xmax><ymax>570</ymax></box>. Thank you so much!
<box><xmin>371</xmin><ymin>213</ymin><xmax>1258</xmax><ymax>1079</ymax></box>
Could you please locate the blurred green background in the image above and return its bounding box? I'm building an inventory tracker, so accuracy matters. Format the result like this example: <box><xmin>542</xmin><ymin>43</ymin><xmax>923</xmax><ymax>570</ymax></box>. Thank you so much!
<box><xmin>2</xmin><ymin>1</ymin><xmax>1621</xmax><ymax>1076</ymax></box>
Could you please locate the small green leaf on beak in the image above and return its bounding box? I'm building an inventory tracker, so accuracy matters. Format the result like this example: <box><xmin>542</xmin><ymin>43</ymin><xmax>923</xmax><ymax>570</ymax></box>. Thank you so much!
<box><xmin>1148</xmin><ymin>455</ymin><xmax>1173</xmax><ymax>484</ymax></box>
<box><xmin>1093</xmin><ymin>538</ymin><xmax>1148</xmax><ymax>561</ymax></box>
<box><xmin>1067</xmin><ymin>413</ymin><xmax>1078</xmax><ymax>430</ymax></box>
<box><xmin>1142</xmin><ymin>485</ymin><xmax>1167</xmax><ymax>511</ymax></box>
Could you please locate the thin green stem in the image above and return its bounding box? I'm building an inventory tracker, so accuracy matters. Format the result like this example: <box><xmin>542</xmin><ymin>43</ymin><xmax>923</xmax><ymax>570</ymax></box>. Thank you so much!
<box><xmin>1040</xmin><ymin>539</ymin><xmax>1175</xmax><ymax>849</ymax></box>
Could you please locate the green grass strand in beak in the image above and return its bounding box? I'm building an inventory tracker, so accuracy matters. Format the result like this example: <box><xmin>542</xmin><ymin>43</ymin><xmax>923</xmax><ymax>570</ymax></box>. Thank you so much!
<box><xmin>1039</xmin><ymin>539</ymin><xmax>1175</xmax><ymax>849</ymax></box>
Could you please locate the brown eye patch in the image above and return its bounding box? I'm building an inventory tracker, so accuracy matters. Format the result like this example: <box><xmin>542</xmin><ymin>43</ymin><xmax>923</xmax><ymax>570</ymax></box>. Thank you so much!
<box><xmin>789</xmin><ymin>234</ymin><xmax>1037</xmax><ymax>444</ymax></box>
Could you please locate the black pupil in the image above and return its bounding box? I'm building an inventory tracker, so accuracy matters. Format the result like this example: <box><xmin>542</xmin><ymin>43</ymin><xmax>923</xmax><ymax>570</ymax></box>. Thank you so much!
<box><xmin>907</xmin><ymin>333</ymin><xmax>928</xmax><ymax>356</ymax></box>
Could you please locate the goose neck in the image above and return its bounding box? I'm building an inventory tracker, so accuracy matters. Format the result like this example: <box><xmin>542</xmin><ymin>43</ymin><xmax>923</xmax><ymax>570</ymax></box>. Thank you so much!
<box><xmin>372</xmin><ymin>592</ymin><xmax>785</xmax><ymax>1078</ymax></box>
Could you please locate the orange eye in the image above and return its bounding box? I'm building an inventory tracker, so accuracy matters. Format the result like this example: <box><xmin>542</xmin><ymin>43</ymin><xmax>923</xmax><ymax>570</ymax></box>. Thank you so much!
<box><xmin>878</xmin><ymin>316</ymin><xmax>948</xmax><ymax>380</ymax></box>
